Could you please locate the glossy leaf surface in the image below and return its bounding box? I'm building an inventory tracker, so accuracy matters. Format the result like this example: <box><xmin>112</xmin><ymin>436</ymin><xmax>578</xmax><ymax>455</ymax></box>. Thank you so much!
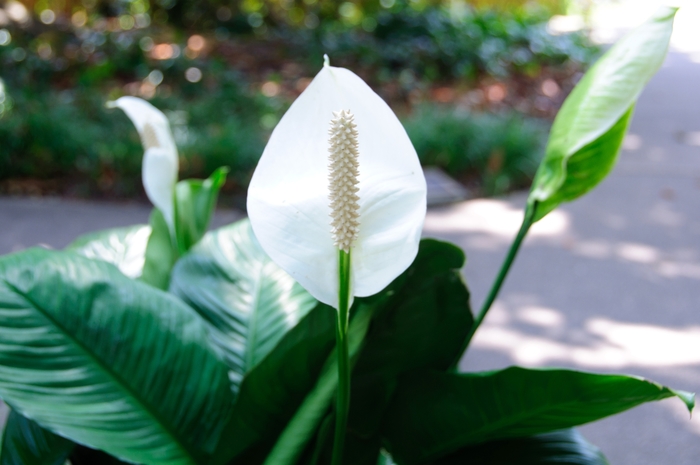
<box><xmin>528</xmin><ymin>8</ymin><xmax>676</xmax><ymax>221</ymax></box>
<box><xmin>211</xmin><ymin>303</ymin><xmax>337</xmax><ymax>465</ymax></box>
<box><xmin>349</xmin><ymin>239</ymin><xmax>472</xmax><ymax>436</ymax></box>
<box><xmin>267</xmin><ymin>239</ymin><xmax>473</xmax><ymax>465</ymax></box>
<box><xmin>434</xmin><ymin>429</ymin><xmax>609</xmax><ymax>465</ymax></box>
<box><xmin>0</xmin><ymin>410</ymin><xmax>73</xmax><ymax>465</ymax></box>
<box><xmin>170</xmin><ymin>219</ymin><xmax>317</xmax><ymax>392</ymax></box>
<box><xmin>0</xmin><ymin>248</ymin><xmax>234</xmax><ymax>465</ymax></box>
<box><xmin>382</xmin><ymin>367</ymin><xmax>694</xmax><ymax>464</ymax></box>
<box><xmin>261</xmin><ymin>306</ymin><xmax>374</xmax><ymax>465</ymax></box>
<box><xmin>67</xmin><ymin>225</ymin><xmax>151</xmax><ymax>279</ymax></box>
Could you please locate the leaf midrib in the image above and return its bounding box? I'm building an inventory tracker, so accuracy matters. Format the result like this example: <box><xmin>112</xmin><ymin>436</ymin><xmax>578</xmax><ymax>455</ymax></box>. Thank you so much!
<box><xmin>2</xmin><ymin>278</ymin><xmax>200</xmax><ymax>465</ymax></box>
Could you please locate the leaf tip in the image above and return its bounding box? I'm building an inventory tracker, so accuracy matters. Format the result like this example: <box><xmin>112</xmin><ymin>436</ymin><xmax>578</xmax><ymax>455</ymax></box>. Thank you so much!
<box><xmin>674</xmin><ymin>389</ymin><xmax>695</xmax><ymax>415</ymax></box>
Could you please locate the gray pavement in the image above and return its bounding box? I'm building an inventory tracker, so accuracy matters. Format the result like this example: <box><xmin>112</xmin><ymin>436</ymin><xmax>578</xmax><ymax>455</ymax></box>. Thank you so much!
<box><xmin>0</xmin><ymin>54</ymin><xmax>699</xmax><ymax>465</ymax></box>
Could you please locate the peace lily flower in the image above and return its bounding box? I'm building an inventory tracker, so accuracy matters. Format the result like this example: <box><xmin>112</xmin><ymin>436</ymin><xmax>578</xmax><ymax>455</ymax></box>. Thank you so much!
<box><xmin>249</xmin><ymin>57</ymin><xmax>426</xmax><ymax>464</ymax></box>
<box><xmin>247</xmin><ymin>58</ymin><xmax>427</xmax><ymax>309</ymax></box>
<box><xmin>107</xmin><ymin>97</ymin><xmax>179</xmax><ymax>231</ymax></box>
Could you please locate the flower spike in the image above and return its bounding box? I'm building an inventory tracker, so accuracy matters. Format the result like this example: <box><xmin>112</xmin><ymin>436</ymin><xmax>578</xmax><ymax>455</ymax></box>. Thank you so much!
<box><xmin>247</xmin><ymin>64</ymin><xmax>427</xmax><ymax>308</ymax></box>
<box><xmin>328</xmin><ymin>110</ymin><xmax>361</xmax><ymax>253</ymax></box>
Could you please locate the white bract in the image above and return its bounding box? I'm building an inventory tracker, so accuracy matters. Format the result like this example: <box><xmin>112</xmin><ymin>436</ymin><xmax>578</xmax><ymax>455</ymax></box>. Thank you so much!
<box><xmin>108</xmin><ymin>97</ymin><xmax>179</xmax><ymax>229</ymax></box>
<box><xmin>247</xmin><ymin>61</ymin><xmax>427</xmax><ymax>308</ymax></box>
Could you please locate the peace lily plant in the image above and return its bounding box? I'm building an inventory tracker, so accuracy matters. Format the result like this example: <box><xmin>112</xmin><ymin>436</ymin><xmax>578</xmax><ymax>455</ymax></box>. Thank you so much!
<box><xmin>0</xmin><ymin>7</ymin><xmax>694</xmax><ymax>465</ymax></box>
<box><xmin>247</xmin><ymin>56</ymin><xmax>427</xmax><ymax>463</ymax></box>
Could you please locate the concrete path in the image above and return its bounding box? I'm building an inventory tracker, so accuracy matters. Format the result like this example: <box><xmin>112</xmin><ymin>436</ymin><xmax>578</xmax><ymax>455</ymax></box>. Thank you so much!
<box><xmin>1</xmin><ymin>38</ymin><xmax>699</xmax><ymax>465</ymax></box>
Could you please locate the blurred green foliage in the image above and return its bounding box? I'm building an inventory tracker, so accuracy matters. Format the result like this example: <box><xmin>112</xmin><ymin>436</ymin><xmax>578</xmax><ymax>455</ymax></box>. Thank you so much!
<box><xmin>0</xmin><ymin>74</ymin><xmax>273</xmax><ymax>198</ymax></box>
<box><xmin>0</xmin><ymin>0</ymin><xmax>593</xmax><ymax>199</ymax></box>
<box><xmin>403</xmin><ymin>105</ymin><xmax>546</xmax><ymax>195</ymax></box>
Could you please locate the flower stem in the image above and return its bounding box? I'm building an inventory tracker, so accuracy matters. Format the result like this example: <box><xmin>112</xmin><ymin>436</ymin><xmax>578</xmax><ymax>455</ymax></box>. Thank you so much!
<box><xmin>453</xmin><ymin>203</ymin><xmax>537</xmax><ymax>367</ymax></box>
<box><xmin>331</xmin><ymin>249</ymin><xmax>351</xmax><ymax>465</ymax></box>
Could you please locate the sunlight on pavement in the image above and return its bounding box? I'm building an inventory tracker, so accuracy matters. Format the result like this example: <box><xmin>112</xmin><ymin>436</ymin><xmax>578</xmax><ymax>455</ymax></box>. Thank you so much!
<box><xmin>473</xmin><ymin>307</ymin><xmax>700</xmax><ymax>369</ymax></box>
<box><xmin>587</xmin><ymin>0</ymin><xmax>700</xmax><ymax>55</ymax></box>
<box><xmin>424</xmin><ymin>198</ymin><xmax>570</xmax><ymax>239</ymax></box>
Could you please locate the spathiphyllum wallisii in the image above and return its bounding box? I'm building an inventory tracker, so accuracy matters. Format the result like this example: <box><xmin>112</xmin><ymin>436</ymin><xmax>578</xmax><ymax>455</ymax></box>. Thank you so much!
<box><xmin>107</xmin><ymin>97</ymin><xmax>179</xmax><ymax>232</ymax></box>
<box><xmin>247</xmin><ymin>56</ymin><xmax>427</xmax><ymax>464</ymax></box>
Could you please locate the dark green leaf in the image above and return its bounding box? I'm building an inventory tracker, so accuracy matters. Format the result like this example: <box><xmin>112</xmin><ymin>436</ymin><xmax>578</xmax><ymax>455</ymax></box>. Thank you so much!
<box><xmin>173</xmin><ymin>167</ymin><xmax>229</xmax><ymax>254</ymax></box>
<box><xmin>170</xmin><ymin>219</ymin><xmax>317</xmax><ymax>393</ymax></box>
<box><xmin>210</xmin><ymin>303</ymin><xmax>337</xmax><ymax>465</ymax></box>
<box><xmin>382</xmin><ymin>367</ymin><xmax>694</xmax><ymax>464</ymax></box>
<box><xmin>267</xmin><ymin>239</ymin><xmax>472</xmax><ymax>465</ymax></box>
<box><xmin>141</xmin><ymin>208</ymin><xmax>177</xmax><ymax>290</ymax></box>
<box><xmin>528</xmin><ymin>8</ymin><xmax>677</xmax><ymax>221</ymax></box>
<box><xmin>0</xmin><ymin>248</ymin><xmax>235</xmax><ymax>465</ymax></box>
<box><xmin>66</xmin><ymin>225</ymin><xmax>151</xmax><ymax>279</ymax></box>
<box><xmin>69</xmin><ymin>445</ymin><xmax>131</xmax><ymax>465</ymax></box>
<box><xmin>434</xmin><ymin>429</ymin><xmax>609</xmax><ymax>465</ymax></box>
<box><xmin>349</xmin><ymin>239</ymin><xmax>472</xmax><ymax>436</ymax></box>
<box><xmin>261</xmin><ymin>306</ymin><xmax>374</xmax><ymax>465</ymax></box>
<box><xmin>0</xmin><ymin>410</ymin><xmax>73</xmax><ymax>465</ymax></box>
<box><xmin>211</xmin><ymin>239</ymin><xmax>472</xmax><ymax>465</ymax></box>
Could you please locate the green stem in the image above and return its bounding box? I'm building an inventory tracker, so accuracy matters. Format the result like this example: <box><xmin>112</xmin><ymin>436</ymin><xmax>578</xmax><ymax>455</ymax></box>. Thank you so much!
<box><xmin>456</xmin><ymin>203</ymin><xmax>537</xmax><ymax>365</ymax></box>
<box><xmin>331</xmin><ymin>249</ymin><xmax>351</xmax><ymax>465</ymax></box>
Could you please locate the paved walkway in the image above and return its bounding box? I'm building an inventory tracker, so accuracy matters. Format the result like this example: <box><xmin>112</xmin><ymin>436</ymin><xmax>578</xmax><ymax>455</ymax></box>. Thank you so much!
<box><xmin>1</xmin><ymin>32</ymin><xmax>699</xmax><ymax>465</ymax></box>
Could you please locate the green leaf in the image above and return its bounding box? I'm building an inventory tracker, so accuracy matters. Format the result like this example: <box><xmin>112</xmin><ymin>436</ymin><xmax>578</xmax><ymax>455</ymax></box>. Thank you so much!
<box><xmin>528</xmin><ymin>7</ymin><xmax>677</xmax><ymax>221</ymax></box>
<box><xmin>0</xmin><ymin>248</ymin><xmax>235</xmax><ymax>465</ymax></box>
<box><xmin>266</xmin><ymin>239</ymin><xmax>473</xmax><ymax>465</ymax></box>
<box><xmin>66</xmin><ymin>225</ymin><xmax>151</xmax><ymax>279</ymax></box>
<box><xmin>377</xmin><ymin>450</ymin><xmax>397</xmax><ymax>465</ymax></box>
<box><xmin>434</xmin><ymin>429</ymin><xmax>609</xmax><ymax>465</ymax></box>
<box><xmin>170</xmin><ymin>219</ymin><xmax>317</xmax><ymax>393</ymax></box>
<box><xmin>69</xmin><ymin>446</ymin><xmax>131</xmax><ymax>465</ymax></box>
<box><xmin>349</xmin><ymin>239</ymin><xmax>472</xmax><ymax>436</ymax></box>
<box><xmin>141</xmin><ymin>208</ymin><xmax>177</xmax><ymax>290</ymax></box>
<box><xmin>261</xmin><ymin>305</ymin><xmax>374</xmax><ymax>465</ymax></box>
<box><xmin>0</xmin><ymin>410</ymin><xmax>73</xmax><ymax>465</ymax></box>
<box><xmin>173</xmin><ymin>167</ymin><xmax>229</xmax><ymax>254</ymax></box>
<box><xmin>382</xmin><ymin>367</ymin><xmax>694</xmax><ymax>464</ymax></box>
<box><xmin>211</xmin><ymin>239</ymin><xmax>471</xmax><ymax>465</ymax></box>
<box><xmin>210</xmin><ymin>303</ymin><xmax>337</xmax><ymax>465</ymax></box>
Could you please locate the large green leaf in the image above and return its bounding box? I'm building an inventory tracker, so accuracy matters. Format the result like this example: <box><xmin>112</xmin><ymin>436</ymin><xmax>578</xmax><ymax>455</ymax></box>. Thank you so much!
<box><xmin>210</xmin><ymin>303</ymin><xmax>337</xmax><ymax>465</ymax></box>
<box><xmin>0</xmin><ymin>248</ymin><xmax>235</xmax><ymax>465</ymax></box>
<box><xmin>67</xmin><ymin>225</ymin><xmax>151</xmax><ymax>279</ymax></box>
<box><xmin>349</xmin><ymin>239</ymin><xmax>472</xmax><ymax>437</ymax></box>
<box><xmin>434</xmin><ymin>429</ymin><xmax>609</xmax><ymax>465</ymax></box>
<box><xmin>173</xmin><ymin>167</ymin><xmax>228</xmax><ymax>254</ymax></box>
<box><xmin>382</xmin><ymin>367</ymin><xmax>694</xmax><ymax>464</ymax></box>
<box><xmin>0</xmin><ymin>410</ymin><xmax>73</xmax><ymax>465</ymax></box>
<box><xmin>528</xmin><ymin>7</ymin><xmax>677</xmax><ymax>221</ymax></box>
<box><xmin>170</xmin><ymin>219</ymin><xmax>317</xmax><ymax>393</ymax></box>
<box><xmin>261</xmin><ymin>306</ymin><xmax>374</xmax><ymax>465</ymax></box>
<box><xmin>210</xmin><ymin>239</ymin><xmax>471</xmax><ymax>465</ymax></box>
<box><xmin>270</xmin><ymin>240</ymin><xmax>473</xmax><ymax>465</ymax></box>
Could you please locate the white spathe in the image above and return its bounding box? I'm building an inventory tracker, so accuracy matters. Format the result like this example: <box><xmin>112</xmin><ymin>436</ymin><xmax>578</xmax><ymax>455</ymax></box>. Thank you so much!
<box><xmin>108</xmin><ymin>97</ymin><xmax>178</xmax><ymax>229</ymax></box>
<box><xmin>247</xmin><ymin>64</ymin><xmax>427</xmax><ymax>308</ymax></box>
